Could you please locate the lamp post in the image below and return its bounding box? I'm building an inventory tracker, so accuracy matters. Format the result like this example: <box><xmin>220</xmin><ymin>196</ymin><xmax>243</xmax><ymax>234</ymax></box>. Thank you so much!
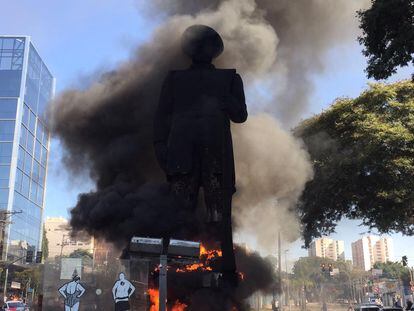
<box><xmin>284</xmin><ymin>250</ymin><xmax>291</xmax><ymax>311</ymax></box>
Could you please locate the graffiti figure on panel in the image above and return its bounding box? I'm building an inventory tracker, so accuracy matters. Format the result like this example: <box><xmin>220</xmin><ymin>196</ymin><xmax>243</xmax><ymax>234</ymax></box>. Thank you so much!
<box><xmin>112</xmin><ymin>272</ymin><xmax>135</xmax><ymax>311</ymax></box>
<box><xmin>58</xmin><ymin>274</ymin><xmax>86</xmax><ymax>311</ymax></box>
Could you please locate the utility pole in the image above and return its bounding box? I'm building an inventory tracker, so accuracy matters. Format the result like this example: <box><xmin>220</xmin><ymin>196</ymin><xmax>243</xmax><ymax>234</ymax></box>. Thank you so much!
<box><xmin>278</xmin><ymin>232</ymin><xmax>282</xmax><ymax>310</ymax></box>
<box><xmin>59</xmin><ymin>234</ymin><xmax>68</xmax><ymax>257</ymax></box>
<box><xmin>285</xmin><ymin>250</ymin><xmax>290</xmax><ymax>311</ymax></box>
<box><xmin>0</xmin><ymin>210</ymin><xmax>23</xmax><ymax>301</ymax></box>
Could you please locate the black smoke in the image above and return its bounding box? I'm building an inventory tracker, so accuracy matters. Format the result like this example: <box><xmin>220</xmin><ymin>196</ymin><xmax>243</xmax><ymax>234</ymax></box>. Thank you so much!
<box><xmin>48</xmin><ymin>0</ymin><xmax>369</xmax><ymax>309</ymax></box>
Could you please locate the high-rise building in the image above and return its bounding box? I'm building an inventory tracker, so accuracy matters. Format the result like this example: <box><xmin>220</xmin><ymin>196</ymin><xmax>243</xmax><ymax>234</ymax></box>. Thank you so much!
<box><xmin>308</xmin><ymin>237</ymin><xmax>345</xmax><ymax>261</ymax></box>
<box><xmin>0</xmin><ymin>36</ymin><xmax>54</xmax><ymax>261</ymax></box>
<box><xmin>44</xmin><ymin>217</ymin><xmax>94</xmax><ymax>258</ymax></box>
<box><xmin>351</xmin><ymin>236</ymin><xmax>394</xmax><ymax>271</ymax></box>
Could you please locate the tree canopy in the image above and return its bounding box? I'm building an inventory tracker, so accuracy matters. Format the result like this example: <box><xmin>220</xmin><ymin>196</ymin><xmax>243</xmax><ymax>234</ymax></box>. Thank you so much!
<box><xmin>296</xmin><ymin>81</ymin><xmax>414</xmax><ymax>246</ymax></box>
<box><xmin>68</xmin><ymin>248</ymin><xmax>93</xmax><ymax>259</ymax></box>
<box><xmin>358</xmin><ymin>0</ymin><xmax>414</xmax><ymax>80</ymax></box>
<box><xmin>373</xmin><ymin>261</ymin><xmax>410</xmax><ymax>284</ymax></box>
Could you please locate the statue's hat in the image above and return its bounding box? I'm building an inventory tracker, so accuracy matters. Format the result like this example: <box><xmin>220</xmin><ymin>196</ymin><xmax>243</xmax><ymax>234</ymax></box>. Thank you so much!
<box><xmin>181</xmin><ymin>25</ymin><xmax>224</xmax><ymax>60</ymax></box>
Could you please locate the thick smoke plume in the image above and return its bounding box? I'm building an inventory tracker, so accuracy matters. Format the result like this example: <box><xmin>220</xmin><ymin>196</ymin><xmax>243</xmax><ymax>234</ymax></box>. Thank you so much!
<box><xmin>49</xmin><ymin>0</ymin><xmax>367</xmax><ymax>308</ymax></box>
<box><xmin>51</xmin><ymin>0</ymin><xmax>367</xmax><ymax>250</ymax></box>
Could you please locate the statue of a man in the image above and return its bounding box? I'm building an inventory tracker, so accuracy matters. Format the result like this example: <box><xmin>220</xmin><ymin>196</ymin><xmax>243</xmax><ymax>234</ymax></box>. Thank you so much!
<box><xmin>153</xmin><ymin>25</ymin><xmax>247</xmax><ymax>282</ymax></box>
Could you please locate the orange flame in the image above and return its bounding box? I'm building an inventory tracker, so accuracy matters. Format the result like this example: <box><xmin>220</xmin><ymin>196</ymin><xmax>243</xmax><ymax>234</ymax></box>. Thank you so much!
<box><xmin>171</xmin><ymin>300</ymin><xmax>188</xmax><ymax>311</ymax></box>
<box><xmin>176</xmin><ymin>244</ymin><xmax>222</xmax><ymax>273</ymax></box>
<box><xmin>148</xmin><ymin>288</ymin><xmax>159</xmax><ymax>311</ymax></box>
<box><xmin>148</xmin><ymin>288</ymin><xmax>188</xmax><ymax>311</ymax></box>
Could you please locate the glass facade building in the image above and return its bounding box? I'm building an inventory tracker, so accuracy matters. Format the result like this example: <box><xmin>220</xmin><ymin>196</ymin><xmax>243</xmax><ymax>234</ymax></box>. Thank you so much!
<box><xmin>0</xmin><ymin>36</ymin><xmax>54</xmax><ymax>261</ymax></box>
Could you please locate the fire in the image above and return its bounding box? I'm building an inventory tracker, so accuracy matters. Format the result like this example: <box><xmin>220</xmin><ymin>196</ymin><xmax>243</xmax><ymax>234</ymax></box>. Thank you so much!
<box><xmin>171</xmin><ymin>300</ymin><xmax>188</xmax><ymax>311</ymax></box>
<box><xmin>200</xmin><ymin>244</ymin><xmax>222</xmax><ymax>260</ymax></box>
<box><xmin>149</xmin><ymin>288</ymin><xmax>159</xmax><ymax>311</ymax></box>
<box><xmin>176</xmin><ymin>244</ymin><xmax>222</xmax><ymax>273</ymax></box>
<box><xmin>148</xmin><ymin>288</ymin><xmax>187</xmax><ymax>311</ymax></box>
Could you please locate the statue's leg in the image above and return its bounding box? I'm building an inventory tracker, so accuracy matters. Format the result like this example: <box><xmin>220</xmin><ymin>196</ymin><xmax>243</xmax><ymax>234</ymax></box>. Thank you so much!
<box><xmin>220</xmin><ymin>193</ymin><xmax>237</xmax><ymax>277</ymax></box>
<box><xmin>169</xmin><ymin>172</ymin><xmax>200</xmax><ymax>211</ymax></box>
<box><xmin>204</xmin><ymin>173</ymin><xmax>237</xmax><ymax>283</ymax></box>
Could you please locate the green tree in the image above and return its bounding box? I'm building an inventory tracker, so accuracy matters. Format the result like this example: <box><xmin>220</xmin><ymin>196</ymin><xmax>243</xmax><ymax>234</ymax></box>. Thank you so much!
<box><xmin>292</xmin><ymin>257</ymin><xmax>361</xmax><ymax>302</ymax></box>
<box><xmin>358</xmin><ymin>0</ymin><xmax>414</xmax><ymax>80</ymax></box>
<box><xmin>14</xmin><ymin>267</ymin><xmax>42</xmax><ymax>293</ymax></box>
<box><xmin>41</xmin><ymin>227</ymin><xmax>49</xmax><ymax>259</ymax></box>
<box><xmin>373</xmin><ymin>261</ymin><xmax>410</xmax><ymax>283</ymax></box>
<box><xmin>68</xmin><ymin>248</ymin><xmax>93</xmax><ymax>259</ymax></box>
<box><xmin>296</xmin><ymin>81</ymin><xmax>414</xmax><ymax>246</ymax></box>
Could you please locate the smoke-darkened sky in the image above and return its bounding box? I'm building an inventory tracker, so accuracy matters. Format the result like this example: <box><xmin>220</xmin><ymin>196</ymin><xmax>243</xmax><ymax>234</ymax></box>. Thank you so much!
<box><xmin>1</xmin><ymin>0</ymin><xmax>413</xmax><ymax>262</ymax></box>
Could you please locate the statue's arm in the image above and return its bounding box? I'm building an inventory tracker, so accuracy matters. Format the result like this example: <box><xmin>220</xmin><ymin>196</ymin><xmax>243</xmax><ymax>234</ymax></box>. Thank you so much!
<box><xmin>223</xmin><ymin>73</ymin><xmax>247</xmax><ymax>123</ymax></box>
<box><xmin>153</xmin><ymin>72</ymin><xmax>173</xmax><ymax>170</ymax></box>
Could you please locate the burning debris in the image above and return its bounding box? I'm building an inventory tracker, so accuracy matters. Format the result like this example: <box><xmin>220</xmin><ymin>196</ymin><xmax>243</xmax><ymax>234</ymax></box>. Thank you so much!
<box><xmin>146</xmin><ymin>244</ymin><xmax>275</xmax><ymax>311</ymax></box>
<box><xmin>48</xmin><ymin>0</ymin><xmax>368</xmax><ymax>309</ymax></box>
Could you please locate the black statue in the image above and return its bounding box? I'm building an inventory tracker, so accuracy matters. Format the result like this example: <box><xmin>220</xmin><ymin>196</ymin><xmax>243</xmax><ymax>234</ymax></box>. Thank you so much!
<box><xmin>153</xmin><ymin>25</ymin><xmax>247</xmax><ymax>281</ymax></box>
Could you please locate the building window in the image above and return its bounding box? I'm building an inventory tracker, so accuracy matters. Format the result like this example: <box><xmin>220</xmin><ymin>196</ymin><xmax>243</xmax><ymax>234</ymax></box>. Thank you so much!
<box><xmin>0</xmin><ymin>99</ymin><xmax>17</xmax><ymax>119</ymax></box>
<box><xmin>0</xmin><ymin>143</ymin><xmax>12</xmax><ymax>164</ymax></box>
<box><xmin>0</xmin><ymin>120</ymin><xmax>15</xmax><ymax>141</ymax></box>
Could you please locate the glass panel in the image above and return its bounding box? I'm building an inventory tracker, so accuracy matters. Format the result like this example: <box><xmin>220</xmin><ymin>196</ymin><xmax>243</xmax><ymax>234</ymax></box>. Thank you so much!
<box><xmin>0</xmin><ymin>188</ymin><xmax>9</xmax><ymax>206</ymax></box>
<box><xmin>0</xmin><ymin>165</ymin><xmax>9</xmax><ymax>188</ymax></box>
<box><xmin>32</xmin><ymin>160</ymin><xmax>39</xmax><ymax>183</ymax></box>
<box><xmin>41</xmin><ymin>146</ymin><xmax>47</xmax><ymax>166</ymax></box>
<box><xmin>36</xmin><ymin>185</ymin><xmax>43</xmax><ymax>205</ymax></box>
<box><xmin>17</xmin><ymin>146</ymin><xmax>24</xmax><ymax>169</ymax></box>
<box><xmin>15</xmin><ymin>169</ymin><xmax>23</xmax><ymax>192</ymax></box>
<box><xmin>2</xmin><ymin>38</ymin><xmax>14</xmax><ymax>49</ymax></box>
<box><xmin>0</xmin><ymin>120</ymin><xmax>14</xmax><ymax>141</ymax></box>
<box><xmin>22</xmin><ymin>105</ymin><xmax>29</xmax><ymax>127</ymax></box>
<box><xmin>0</xmin><ymin>71</ymin><xmax>22</xmax><ymax>97</ymax></box>
<box><xmin>29</xmin><ymin>111</ymin><xmax>36</xmax><ymax>133</ymax></box>
<box><xmin>34</xmin><ymin>139</ymin><xmax>41</xmax><ymax>162</ymax></box>
<box><xmin>11</xmin><ymin>191</ymin><xmax>41</xmax><ymax>255</ymax></box>
<box><xmin>0</xmin><ymin>98</ymin><xmax>17</xmax><ymax>119</ymax></box>
<box><xmin>0</xmin><ymin>142</ymin><xmax>12</xmax><ymax>164</ymax></box>
<box><xmin>39</xmin><ymin>166</ymin><xmax>45</xmax><ymax>185</ymax></box>
<box><xmin>21</xmin><ymin>174</ymin><xmax>29</xmax><ymax>197</ymax></box>
<box><xmin>26</xmin><ymin>132</ymin><xmax>34</xmax><ymax>154</ymax></box>
<box><xmin>30</xmin><ymin>181</ymin><xmax>37</xmax><ymax>201</ymax></box>
<box><xmin>19</xmin><ymin>125</ymin><xmax>27</xmax><ymax>148</ymax></box>
<box><xmin>36</xmin><ymin>121</ymin><xmax>44</xmax><ymax>142</ymax></box>
<box><xmin>38</xmin><ymin>66</ymin><xmax>53</xmax><ymax>115</ymax></box>
<box><xmin>42</xmin><ymin>129</ymin><xmax>49</xmax><ymax>146</ymax></box>
<box><xmin>0</xmin><ymin>38</ymin><xmax>24</xmax><ymax>97</ymax></box>
<box><xmin>25</xmin><ymin>80</ymin><xmax>39</xmax><ymax>112</ymax></box>
<box><xmin>23</xmin><ymin>152</ymin><xmax>31</xmax><ymax>175</ymax></box>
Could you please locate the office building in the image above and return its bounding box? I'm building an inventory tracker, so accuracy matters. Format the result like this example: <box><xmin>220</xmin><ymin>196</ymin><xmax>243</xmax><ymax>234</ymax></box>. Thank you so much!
<box><xmin>0</xmin><ymin>36</ymin><xmax>54</xmax><ymax>260</ymax></box>
<box><xmin>44</xmin><ymin>217</ymin><xmax>94</xmax><ymax>258</ymax></box>
<box><xmin>308</xmin><ymin>237</ymin><xmax>345</xmax><ymax>261</ymax></box>
<box><xmin>351</xmin><ymin>236</ymin><xmax>394</xmax><ymax>271</ymax></box>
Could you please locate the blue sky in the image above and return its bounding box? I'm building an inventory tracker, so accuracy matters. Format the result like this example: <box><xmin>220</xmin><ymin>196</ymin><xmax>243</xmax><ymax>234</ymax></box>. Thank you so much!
<box><xmin>1</xmin><ymin>0</ymin><xmax>413</xmax><ymax>264</ymax></box>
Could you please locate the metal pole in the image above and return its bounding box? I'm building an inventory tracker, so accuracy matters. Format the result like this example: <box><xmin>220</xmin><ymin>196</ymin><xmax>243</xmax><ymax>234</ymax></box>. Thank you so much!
<box><xmin>60</xmin><ymin>234</ymin><xmax>66</xmax><ymax>257</ymax></box>
<box><xmin>3</xmin><ymin>266</ymin><xmax>8</xmax><ymax>301</ymax></box>
<box><xmin>159</xmin><ymin>255</ymin><xmax>167</xmax><ymax>311</ymax></box>
<box><xmin>278</xmin><ymin>232</ymin><xmax>282</xmax><ymax>310</ymax></box>
<box><xmin>285</xmin><ymin>250</ymin><xmax>290</xmax><ymax>311</ymax></box>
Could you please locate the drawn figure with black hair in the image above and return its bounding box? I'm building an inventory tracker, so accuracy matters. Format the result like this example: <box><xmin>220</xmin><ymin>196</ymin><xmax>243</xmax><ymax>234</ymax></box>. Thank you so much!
<box><xmin>112</xmin><ymin>272</ymin><xmax>135</xmax><ymax>311</ymax></box>
<box><xmin>58</xmin><ymin>274</ymin><xmax>86</xmax><ymax>311</ymax></box>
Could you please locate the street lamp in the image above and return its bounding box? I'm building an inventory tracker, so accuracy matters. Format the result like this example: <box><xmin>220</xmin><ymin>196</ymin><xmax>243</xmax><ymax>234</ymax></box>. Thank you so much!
<box><xmin>284</xmin><ymin>250</ymin><xmax>291</xmax><ymax>311</ymax></box>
